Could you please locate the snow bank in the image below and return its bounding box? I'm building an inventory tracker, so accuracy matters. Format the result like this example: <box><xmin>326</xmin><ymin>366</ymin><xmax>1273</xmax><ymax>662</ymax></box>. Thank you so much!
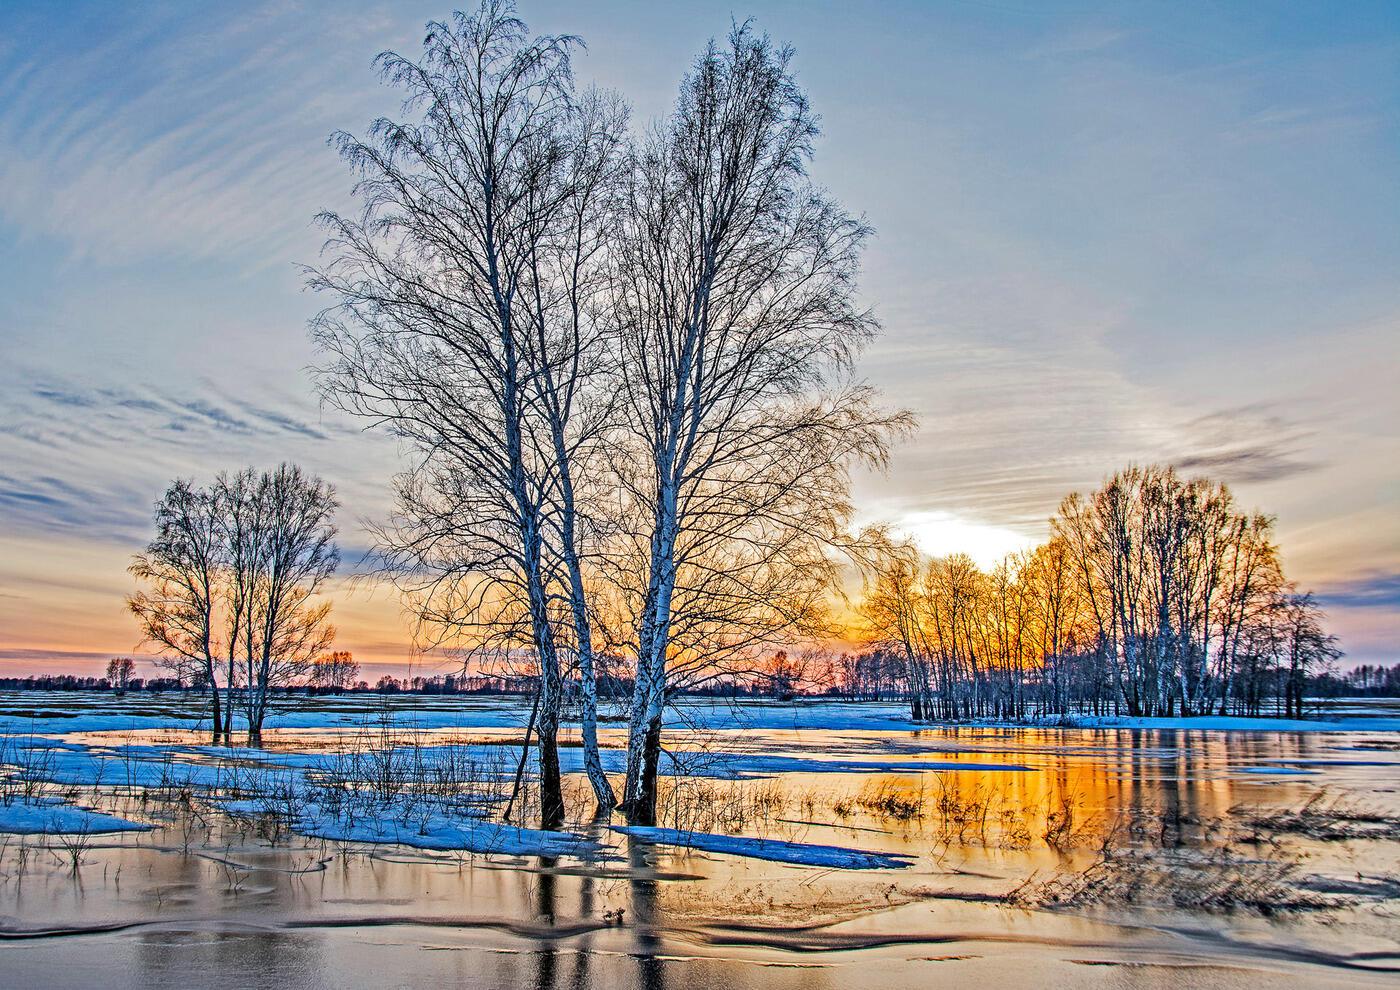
<box><xmin>221</xmin><ymin>798</ymin><xmax>596</xmax><ymax>858</ymax></box>
<box><xmin>0</xmin><ymin>799</ymin><xmax>150</xmax><ymax>835</ymax></box>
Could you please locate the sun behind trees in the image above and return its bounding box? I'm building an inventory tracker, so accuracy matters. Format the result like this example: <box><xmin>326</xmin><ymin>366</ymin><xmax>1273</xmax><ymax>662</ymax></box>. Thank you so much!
<box><xmin>860</xmin><ymin>464</ymin><xmax>1340</xmax><ymax>723</ymax></box>
<box><xmin>310</xmin><ymin>2</ymin><xmax>904</xmax><ymax>826</ymax></box>
<box><xmin>128</xmin><ymin>464</ymin><xmax>339</xmax><ymax>745</ymax></box>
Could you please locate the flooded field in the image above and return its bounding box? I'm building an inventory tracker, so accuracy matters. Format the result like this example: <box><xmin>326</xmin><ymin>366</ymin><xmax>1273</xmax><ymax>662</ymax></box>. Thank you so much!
<box><xmin>2</xmin><ymin>691</ymin><xmax>1399</xmax><ymax>988</ymax></box>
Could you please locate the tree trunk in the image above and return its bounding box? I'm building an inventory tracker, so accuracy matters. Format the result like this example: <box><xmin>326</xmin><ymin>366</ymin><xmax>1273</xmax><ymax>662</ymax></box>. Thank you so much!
<box><xmin>525</xmin><ymin>536</ymin><xmax>566</xmax><ymax>829</ymax></box>
<box><xmin>576</xmin><ymin>637</ymin><xmax>614</xmax><ymax>811</ymax></box>
<box><xmin>622</xmin><ymin>487</ymin><xmax>678</xmax><ymax>823</ymax></box>
<box><xmin>563</xmin><ymin>537</ymin><xmax>613</xmax><ymax>810</ymax></box>
<box><xmin>620</xmin><ymin>711</ymin><xmax>664</xmax><ymax>826</ymax></box>
<box><xmin>209</xmin><ymin>682</ymin><xmax>222</xmax><ymax>747</ymax></box>
<box><xmin>535</xmin><ymin>643</ymin><xmax>566</xmax><ymax>829</ymax></box>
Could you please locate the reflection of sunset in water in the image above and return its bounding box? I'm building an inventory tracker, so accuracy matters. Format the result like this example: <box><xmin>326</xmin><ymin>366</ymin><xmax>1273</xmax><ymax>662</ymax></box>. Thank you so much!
<box><xmin>2</xmin><ymin>693</ymin><xmax>1398</xmax><ymax>988</ymax></box>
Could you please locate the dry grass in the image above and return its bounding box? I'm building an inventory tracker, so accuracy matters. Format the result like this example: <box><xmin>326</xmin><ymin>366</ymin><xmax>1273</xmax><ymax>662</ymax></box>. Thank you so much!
<box><xmin>1233</xmin><ymin>791</ymin><xmax>1400</xmax><ymax>842</ymax></box>
<box><xmin>1001</xmin><ymin>793</ymin><xmax>1394</xmax><ymax>915</ymax></box>
<box><xmin>1007</xmin><ymin>839</ymin><xmax>1334</xmax><ymax>914</ymax></box>
<box><xmin>657</xmin><ymin>777</ymin><xmax>787</xmax><ymax>834</ymax></box>
<box><xmin>0</xmin><ymin>733</ymin><xmax>58</xmax><ymax>806</ymax></box>
<box><xmin>856</xmin><ymin>778</ymin><xmax>926</xmax><ymax>822</ymax></box>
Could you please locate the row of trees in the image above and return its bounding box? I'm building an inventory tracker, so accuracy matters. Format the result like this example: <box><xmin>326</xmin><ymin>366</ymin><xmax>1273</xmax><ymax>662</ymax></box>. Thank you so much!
<box><xmin>128</xmin><ymin>464</ymin><xmax>339</xmax><ymax>745</ymax></box>
<box><xmin>308</xmin><ymin>3</ymin><xmax>900</xmax><ymax>825</ymax></box>
<box><xmin>0</xmin><ymin>674</ymin><xmax>187</xmax><ymax>693</ymax></box>
<box><xmin>1328</xmin><ymin>663</ymin><xmax>1400</xmax><ymax>697</ymax></box>
<box><xmin>861</xmin><ymin>465</ymin><xmax>1341</xmax><ymax>722</ymax></box>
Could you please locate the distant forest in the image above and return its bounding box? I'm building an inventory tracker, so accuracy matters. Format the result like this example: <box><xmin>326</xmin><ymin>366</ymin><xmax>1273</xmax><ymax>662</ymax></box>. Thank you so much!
<box><xmin>3</xmin><ymin>661</ymin><xmax>1397</xmax><ymax>701</ymax></box>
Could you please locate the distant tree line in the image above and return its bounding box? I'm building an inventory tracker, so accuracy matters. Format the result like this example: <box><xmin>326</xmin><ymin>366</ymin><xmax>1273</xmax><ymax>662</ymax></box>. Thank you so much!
<box><xmin>10</xmin><ymin>659</ymin><xmax>1395</xmax><ymax>704</ymax></box>
<box><xmin>861</xmin><ymin>465</ymin><xmax>1343</xmax><ymax>722</ymax></box>
<box><xmin>0</xmin><ymin>674</ymin><xmax>187</xmax><ymax>693</ymax></box>
<box><xmin>1313</xmin><ymin>663</ymin><xmax>1400</xmax><ymax>699</ymax></box>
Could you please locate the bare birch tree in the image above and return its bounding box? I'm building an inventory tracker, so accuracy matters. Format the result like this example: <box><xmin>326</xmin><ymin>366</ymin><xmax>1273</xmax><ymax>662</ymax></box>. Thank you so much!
<box><xmin>129</xmin><ymin>479</ymin><xmax>227</xmax><ymax>743</ymax></box>
<box><xmin>608</xmin><ymin>23</ymin><xmax>901</xmax><ymax>823</ymax></box>
<box><xmin>310</xmin><ymin>2</ymin><xmax>625</xmax><ymax>821</ymax></box>
<box><xmin>237</xmin><ymin>464</ymin><xmax>339</xmax><ymax>745</ymax></box>
<box><xmin>130</xmin><ymin>466</ymin><xmax>338</xmax><ymax>745</ymax></box>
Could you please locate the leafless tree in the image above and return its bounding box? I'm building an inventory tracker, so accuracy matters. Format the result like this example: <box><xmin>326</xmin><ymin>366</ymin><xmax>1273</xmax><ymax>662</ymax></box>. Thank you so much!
<box><xmin>1272</xmin><ymin>590</ymin><xmax>1341</xmax><ymax>718</ymax></box>
<box><xmin>312</xmin><ymin>650</ymin><xmax>361</xmax><ymax>692</ymax></box>
<box><xmin>129</xmin><ymin>466</ymin><xmax>338</xmax><ymax>746</ymax></box>
<box><xmin>858</xmin><ymin>537</ymin><xmax>931</xmax><ymax>718</ymax></box>
<box><xmin>606</xmin><ymin>23</ymin><xmax>903</xmax><ymax>822</ymax></box>
<box><xmin>1021</xmin><ymin>536</ymin><xmax>1088</xmax><ymax>715</ymax></box>
<box><xmin>236</xmin><ymin>464</ymin><xmax>339</xmax><ymax>745</ymax></box>
<box><xmin>105</xmin><ymin>657</ymin><xmax>136</xmax><ymax>696</ymax></box>
<box><xmin>310</xmin><ymin>2</ymin><xmax>625</xmax><ymax>821</ymax></box>
<box><xmin>129</xmin><ymin>479</ymin><xmax>226</xmax><ymax>742</ymax></box>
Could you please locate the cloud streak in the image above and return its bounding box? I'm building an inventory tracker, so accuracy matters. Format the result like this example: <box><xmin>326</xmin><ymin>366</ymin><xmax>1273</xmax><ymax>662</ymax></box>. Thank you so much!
<box><xmin>1173</xmin><ymin>405</ymin><xmax>1320</xmax><ymax>484</ymax></box>
<box><xmin>1319</xmin><ymin>573</ymin><xmax>1400</xmax><ymax>611</ymax></box>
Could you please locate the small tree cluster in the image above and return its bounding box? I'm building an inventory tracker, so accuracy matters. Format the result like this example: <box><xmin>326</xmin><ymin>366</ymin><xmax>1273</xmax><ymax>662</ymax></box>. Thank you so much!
<box><xmin>861</xmin><ymin>464</ymin><xmax>1341</xmax><ymax>721</ymax></box>
<box><xmin>128</xmin><ymin>464</ymin><xmax>339</xmax><ymax>744</ymax></box>
<box><xmin>310</xmin><ymin>650</ymin><xmax>360</xmax><ymax>693</ymax></box>
<box><xmin>105</xmin><ymin>657</ymin><xmax>136</xmax><ymax>695</ymax></box>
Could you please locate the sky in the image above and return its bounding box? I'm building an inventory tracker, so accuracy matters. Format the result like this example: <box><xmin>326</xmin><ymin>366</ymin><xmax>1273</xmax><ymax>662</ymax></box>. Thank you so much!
<box><xmin>1</xmin><ymin>1</ymin><xmax>1397</xmax><ymax>679</ymax></box>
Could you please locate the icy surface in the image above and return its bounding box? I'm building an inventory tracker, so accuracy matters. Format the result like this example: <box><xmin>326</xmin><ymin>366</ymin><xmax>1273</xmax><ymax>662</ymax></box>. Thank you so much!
<box><xmin>1022</xmin><ymin>712</ymin><xmax>1400</xmax><ymax>733</ymax></box>
<box><xmin>4</xmin><ymin>692</ymin><xmax>1398</xmax><ymax>736</ymax></box>
<box><xmin>612</xmin><ymin>825</ymin><xmax>916</xmax><ymax>869</ymax></box>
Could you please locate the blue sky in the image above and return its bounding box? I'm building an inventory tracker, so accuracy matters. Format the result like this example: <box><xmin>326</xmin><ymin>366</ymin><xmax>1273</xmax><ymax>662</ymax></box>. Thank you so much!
<box><xmin>1</xmin><ymin>1</ymin><xmax>1397</xmax><ymax>674</ymax></box>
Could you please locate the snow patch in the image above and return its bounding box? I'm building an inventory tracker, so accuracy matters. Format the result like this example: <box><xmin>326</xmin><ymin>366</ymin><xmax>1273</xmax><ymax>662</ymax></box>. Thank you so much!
<box><xmin>612</xmin><ymin>826</ymin><xmax>915</xmax><ymax>870</ymax></box>
<box><xmin>0</xmin><ymin>800</ymin><xmax>150</xmax><ymax>835</ymax></box>
<box><xmin>220</xmin><ymin>798</ymin><xmax>597</xmax><ymax>858</ymax></box>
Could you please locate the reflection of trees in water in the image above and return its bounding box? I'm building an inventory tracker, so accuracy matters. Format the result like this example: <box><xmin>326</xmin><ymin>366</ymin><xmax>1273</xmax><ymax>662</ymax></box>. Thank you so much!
<box><xmin>918</xmin><ymin>722</ymin><xmax>1321</xmax><ymax>845</ymax></box>
<box><xmin>133</xmin><ymin>844</ymin><xmax>327</xmax><ymax>984</ymax></box>
<box><xmin>835</xmin><ymin>727</ymin><xmax>1333</xmax><ymax>856</ymax></box>
<box><xmin>530</xmin><ymin>837</ymin><xmax>604</xmax><ymax>990</ymax></box>
<box><xmin>533</xmin><ymin>855</ymin><xmax>558</xmax><ymax>990</ymax></box>
<box><xmin>627</xmin><ymin>837</ymin><xmax>665</xmax><ymax>990</ymax></box>
<box><xmin>571</xmin><ymin>842</ymin><xmax>596</xmax><ymax>990</ymax></box>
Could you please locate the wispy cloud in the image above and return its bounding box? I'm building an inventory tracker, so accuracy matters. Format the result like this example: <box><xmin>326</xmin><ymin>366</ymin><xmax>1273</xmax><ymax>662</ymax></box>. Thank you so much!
<box><xmin>0</xmin><ymin>367</ymin><xmax>379</xmax><ymax>544</ymax></box>
<box><xmin>0</xmin><ymin>1</ymin><xmax>1396</xmax><ymax>670</ymax></box>
<box><xmin>1173</xmin><ymin>405</ymin><xmax>1320</xmax><ymax>484</ymax></box>
<box><xmin>1319</xmin><ymin>573</ymin><xmax>1400</xmax><ymax>611</ymax></box>
<box><xmin>0</xmin><ymin>2</ymin><xmax>411</xmax><ymax>268</ymax></box>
